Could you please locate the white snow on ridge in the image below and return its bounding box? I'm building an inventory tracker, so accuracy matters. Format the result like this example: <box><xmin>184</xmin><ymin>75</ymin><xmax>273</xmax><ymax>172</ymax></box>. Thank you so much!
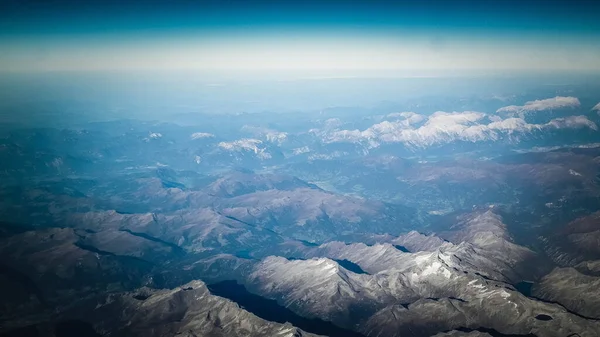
<box><xmin>144</xmin><ymin>132</ymin><xmax>163</xmax><ymax>142</ymax></box>
<box><xmin>325</xmin><ymin>110</ymin><xmax>597</xmax><ymax>149</ymax></box>
<box><xmin>218</xmin><ymin>138</ymin><xmax>272</xmax><ymax>159</ymax></box>
<box><xmin>190</xmin><ymin>132</ymin><xmax>214</xmax><ymax>139</ymax></box>
<box><xmin>241</xmin><ymin>125</ymin><xmax>288</xmax><ymax>144</ymax></box>
<box><xmin>219</xmin><ymin>138</ymin><xmax>263</xmax><ymax>151</ymax></box>
<box><xmin>266</xmin><ymin>132</ymin><xmax>287</xmax><ymax>143</ymax></box>
<box><xmin>292</xmin><ymin>146</ymin><xmax>310</xmax><ymax>155</ymax></box>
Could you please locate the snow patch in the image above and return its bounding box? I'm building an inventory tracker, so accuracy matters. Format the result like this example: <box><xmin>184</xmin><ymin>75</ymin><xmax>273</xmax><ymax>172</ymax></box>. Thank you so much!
<box><xmin>292</xmin><ymin>146</ymin><xmax>310</xmax><ymax>155</ymax></box>
<box><xmin>569</xmin><ymin>169</ymin><xmax>582</xmax><ymax>176</ymax></box>
<box><xmin>218</xmin><ymin>138</ymin><xmax>272</xmax><ymax>159</ymax></box>
<box><xmin>191</xmin><ymin>132</ymin><xmax>214</xmax><ymax>139</ymax></box>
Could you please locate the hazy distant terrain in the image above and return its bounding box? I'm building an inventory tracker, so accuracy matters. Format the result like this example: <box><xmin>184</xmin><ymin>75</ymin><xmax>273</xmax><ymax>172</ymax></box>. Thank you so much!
<box><xmin>1</xmin><ymin>74</ymin><xmax>600</xmax><ymax>336</ymax></box>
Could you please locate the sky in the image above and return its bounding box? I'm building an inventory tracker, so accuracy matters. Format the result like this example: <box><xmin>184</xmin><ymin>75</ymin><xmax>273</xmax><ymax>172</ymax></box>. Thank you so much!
<box><xmin>1</xmin><ymin>0</ymin><xmax>600</xmax><ymax>74</ymax></box>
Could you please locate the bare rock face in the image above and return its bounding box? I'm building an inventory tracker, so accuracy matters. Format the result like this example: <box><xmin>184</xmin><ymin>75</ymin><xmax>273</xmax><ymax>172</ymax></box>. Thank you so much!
<box><xmin>0</xmin><ymin>228</ymin><xmax>154</xmax><ymax>305</ymax></box>
<box><xmin>66</xmin><ymin>280</ymin><xmax>323</xmax><ymax>337</ymax></box>
<box><xmin>541</xmin><ymin>211</ymin><xmax>600</xmax><ymax>267</ymax></box>
<box><xmin>389</xmin><ymin>230</ymin><xmax>450</xmax><ymax>252</ymax></box>
<box><xmin>206</xmin><ymin>171</ymin><xmax>314</xmax><ymax>198</ymax></box>
<box><xmin>66</xmin><ymin>208</ymin><xmax>284</xmax><ymax>255</ymax></box>
<box><xmin>240</xmin><ymin>237</ymin><xmax>600</xmax><ymax>337</ymax></box>
<box><xmin>245</xmin><ymin>256</ymin><xmax>390</xmax><ymax>329</ymax></box>
<box><xmin>441</xmin><ymin>210</ymin><xmax>540</xmax><ymax>283</ymax></box>
<box><xmin>533</xmin><ymin>267</ymin><xmax>600</xmax><ymax>319</ymax></box>
<box><xmin>575</xmin><ymin>260</ymin><xmax>600</xmax><ymax>275</ymax></box>
<box><xmin>431</xmin><ymin>331</ymin><xmax>493</xmax><ymax>337</ymax></box>
<box><xmin>262</xmin><ymin>211</ymin><xmax>540</xmax><ymax>284</ymax></box>
<box><xmin>216</xmin><ymin>187</ymin><xmax>409</xmax><ymax>243</ymax></box>
<box><xmin>532</xmin><ymin>212</ymin><xmax>600</xmax><ymax>321</ymax></box>
<box><xmin>232</xmin><ymin>210</ymin><xmax>600</xmax><ymax>337</ymax></box>
<box><xmin>362</xmin><ymin>291</ymin><xmax>600</xmax><ymax>337</ymax></box>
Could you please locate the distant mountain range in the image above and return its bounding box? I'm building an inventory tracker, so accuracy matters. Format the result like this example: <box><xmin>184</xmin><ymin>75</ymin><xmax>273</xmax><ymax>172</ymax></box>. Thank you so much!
<box><xmin>2</xmin><ymin>97</ymin><xmax>600</xmax><ymax>336</ymax></box>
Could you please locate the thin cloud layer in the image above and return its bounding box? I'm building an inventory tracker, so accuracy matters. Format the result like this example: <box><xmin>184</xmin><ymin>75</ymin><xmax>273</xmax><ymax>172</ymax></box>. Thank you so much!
<box><xmin>593</xmin><ymin>102</ymin><xmax>600</xmax><ymax>112</ymax></box>
<box><xmin>326</xmin><ymin>111</ymin><xmax>597</xmax><ymax>149</ymax></box>
<box><xmin>496</xmin><ymin>96</ymin><xmax>581</xmax><ymax>114</ymax></box>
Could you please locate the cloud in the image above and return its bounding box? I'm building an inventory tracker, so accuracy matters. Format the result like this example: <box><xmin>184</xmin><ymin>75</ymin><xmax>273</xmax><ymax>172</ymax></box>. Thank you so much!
<box><xmin>496</xmin><ymin>96</ymin><xmax>581</xmax><ymax>114</ymax></box>
<box><xmin>593</xmin><ymin>102</ymin><xmax>600</xmax><ymax>112</ymax></box>
<box><xmin>190</xmin><ymin>132</ymin><xmax>214</xmax><ymax>140</ymax></box>
<box><xmin>326</xmin><ymin>111</ymin><xmax>597</xmax><ymax>149</ymax></box>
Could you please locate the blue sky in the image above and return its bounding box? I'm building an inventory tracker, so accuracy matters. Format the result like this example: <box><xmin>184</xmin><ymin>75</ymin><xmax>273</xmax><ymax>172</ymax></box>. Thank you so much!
<box><xmin>1</xmin><ymin>0</ymin><xmax>600</xmax><ymax>73</ymax></box>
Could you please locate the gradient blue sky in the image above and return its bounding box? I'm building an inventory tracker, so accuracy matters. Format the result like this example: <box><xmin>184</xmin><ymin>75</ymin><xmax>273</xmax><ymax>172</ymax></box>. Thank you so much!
<box><xmin>1</xmin><ymin>0</ymin><xmax>600</xmax><ymax>73</ymax></box>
